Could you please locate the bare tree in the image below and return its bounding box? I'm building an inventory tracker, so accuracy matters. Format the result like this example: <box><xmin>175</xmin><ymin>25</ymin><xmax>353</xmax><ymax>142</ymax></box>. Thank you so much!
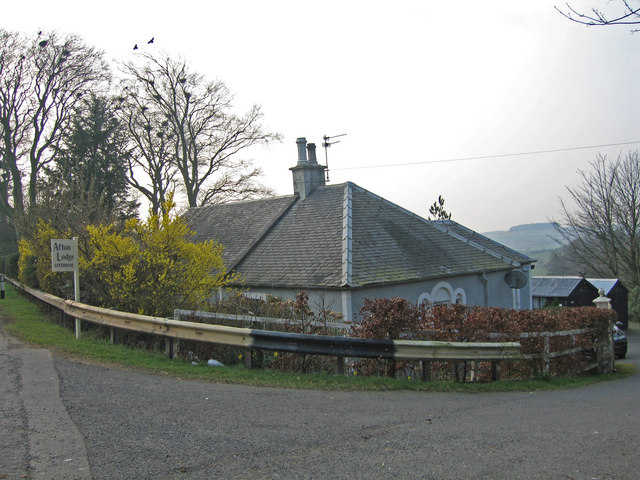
<box><xmin>0</xmin><ymin>30</ymin><xmax>30</xmax><ymax>222</ymax></box>
<box><xmin>556</xmin><ymin>1</ymin><xmax>640</xmax><ymax>27</ymax></box>
<box><xmin>117</xmin><ymin>83</ymin><xmax>177</xmax><ymax>215</ymax></box>
<box><xmin>119</xmin><ymin>52</ymin><xmax>281</xmax><ymax>209</ymax></box>
<box><xmin>0</xmin><ymin>29</ymin><xmax>110</xmax><ymax>230</ymax></box>
<box><xmin>554</xmin><ymin>151</ymin><xmax>640</xmax><ymax>287</ymax></box>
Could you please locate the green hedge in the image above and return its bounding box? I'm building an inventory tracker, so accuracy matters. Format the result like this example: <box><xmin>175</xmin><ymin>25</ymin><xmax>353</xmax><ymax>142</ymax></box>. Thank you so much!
<box><xmin>0</xmin><ymin>253</ymin><xmax>19</xmax><ymax>278</ymax></box>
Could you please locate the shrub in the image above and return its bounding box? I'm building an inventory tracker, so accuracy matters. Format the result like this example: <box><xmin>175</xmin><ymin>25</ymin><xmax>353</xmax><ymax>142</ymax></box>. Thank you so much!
<box><xmin>17</xmin><ymin>220</ymin><xmax>71</xmax><ymax>295</ymax></box>
<box><xmin>182</xmin><ymin>291</ymin><xmax>342</xmax><ymax>373</ymax></box>
<box><xmin>349</xmin><ymin>297</ymin><xmax>615</xmax><ymax>380</ymax></box>
<box><xmin>628</xmin><ymin>285</ymin><xmax>640</xmax><ymax>323</ymax></box>
<box><xmin>350</xmin><ymin>297</ymin><xmax>429</xmax><ymax>378</ymax></box>
<box><xmin>0</xmin><ymin>253</ymin><xmax>19</xmax><ymax>278</ymax></box>
<box><xmin>426</xmin><ymin>305</ymin><xmax>614</xmax><ymax>379</ymax></box>
<box><xmin>16</xmin><ymin>195</ymin><xmax>235</xmax><ymax>318</ymax></box>
<box><xmin>81</xmin><ymin>197</ymin><xmax>236</xmax><ymax>317</ymax></box>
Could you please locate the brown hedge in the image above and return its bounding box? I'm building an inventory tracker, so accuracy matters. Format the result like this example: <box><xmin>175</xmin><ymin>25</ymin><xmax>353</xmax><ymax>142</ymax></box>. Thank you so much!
<box><xmin>351</xmin><ymin>298</ymin><xmax>616</xmax><ymax>380</ymax></box>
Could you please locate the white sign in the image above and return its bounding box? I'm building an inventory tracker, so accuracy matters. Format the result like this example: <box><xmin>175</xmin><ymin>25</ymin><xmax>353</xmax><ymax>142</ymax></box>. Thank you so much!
<box><xmin>51</xmin><ymin>238</ymin><xmax>78</xmax><ymax>272</ymax></box>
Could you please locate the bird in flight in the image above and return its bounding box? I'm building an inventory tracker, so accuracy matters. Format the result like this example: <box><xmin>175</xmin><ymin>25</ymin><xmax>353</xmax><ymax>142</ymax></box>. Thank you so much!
<box><xmin>148</xmin><ymin>37</ymin><xmax>154</xmax><ymax>44</ymax></box>
<box><xmin>133</xmin><ymin>44</ymin><xmax>138</xmax><ymax>50</ymax></box>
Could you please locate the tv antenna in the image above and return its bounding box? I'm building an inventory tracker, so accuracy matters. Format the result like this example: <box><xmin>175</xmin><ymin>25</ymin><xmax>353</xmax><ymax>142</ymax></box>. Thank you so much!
<box><xmin>322</xmin><ymin>133</ymin><xmax>346</xmax><ymax>182</ymax></box>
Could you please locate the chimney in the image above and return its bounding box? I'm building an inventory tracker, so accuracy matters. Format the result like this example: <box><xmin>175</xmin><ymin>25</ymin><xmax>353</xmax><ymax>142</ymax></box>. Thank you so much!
<box><xmin>290</xmin><ymin>137</ymin><xmax>326</xmax><ymax>200</ymax></box>
<box><xmin>307</xmin><ymin>142</ymin><xmax>318</xmax><ymax>164</ymax></box>
<box><xmin>296</xmin><ymin>137</ymin><xmax>308</xmax><ymax>165</ymax></box>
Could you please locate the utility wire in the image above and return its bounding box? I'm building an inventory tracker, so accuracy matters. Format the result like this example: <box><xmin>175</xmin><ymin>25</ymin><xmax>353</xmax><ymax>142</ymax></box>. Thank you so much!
<box><xmin>333</xmin><ymin>140</ymin><xmax>640</xmax><ymax>171</ymax></box>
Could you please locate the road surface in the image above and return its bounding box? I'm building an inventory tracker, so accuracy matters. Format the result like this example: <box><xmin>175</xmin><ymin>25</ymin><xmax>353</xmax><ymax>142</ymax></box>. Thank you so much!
<box><xmin>1</xmin><ymin>320</ymin><xmax>638</xmax><ymax>479</ymax></box>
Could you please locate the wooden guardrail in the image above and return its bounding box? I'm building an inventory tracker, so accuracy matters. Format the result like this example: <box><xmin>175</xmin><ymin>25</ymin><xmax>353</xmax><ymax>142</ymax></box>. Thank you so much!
<box><xmin>5</xmin><ymin>277</ymin><xmax>521</xmax><ymax>381</ymax></box>
<box><xmin>490</xmin><ymin>329</ymin><xmax>613</xmax><ymax>375</ymax></box>
<box><xmin>174</xmin><ymin>308</ymin><xmax>351</xmax><ymax>332</ymax></box>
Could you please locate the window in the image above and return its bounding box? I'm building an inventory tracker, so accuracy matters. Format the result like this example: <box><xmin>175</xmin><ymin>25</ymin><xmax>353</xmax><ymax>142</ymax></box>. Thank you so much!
<box><xmin>419</xmin><ymin>283</ymin><xmax>466</xmax><ymax>306</ymax></box>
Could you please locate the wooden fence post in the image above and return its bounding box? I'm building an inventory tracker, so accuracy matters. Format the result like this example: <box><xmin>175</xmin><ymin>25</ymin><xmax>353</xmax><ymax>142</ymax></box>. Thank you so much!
<box><xmin>491</xmin><ymin>361</ymin><xmax>501</xmax><ymax>381</ymax></box>
<box><xmin>421</xmin><ymin>360</ymin><xmax>432</xmax><ymax>381</ymax></box>
<box><xmin>165</xmin><ymin>338</ymin><xmax>174</xmax><ymax>359</ymax></box>
<box><xmin>336</xmin><ymin>355</ymin><xmax>344</xmax><ymax>375</ymax></box>
<box><xmin>543</xmin><ymin>336</ymin><xmax>550</xmax><ymax>376</ymax></box>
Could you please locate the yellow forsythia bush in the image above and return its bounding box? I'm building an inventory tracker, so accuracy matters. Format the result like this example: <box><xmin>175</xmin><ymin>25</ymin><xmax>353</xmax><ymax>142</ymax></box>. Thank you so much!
<box><xmin>82</xmin><ymin>198</ymin><xmax>237</xmax><ymax>317</ymax></box>
<box><xmin>18</xmin><ymin>219</ymin><xmax>70</xmax><ymax>294</ymax></box>
<box><xmin>18</xmin><ymin>196</ymin><xmax>236</xmax><ymax>317</ymax></box>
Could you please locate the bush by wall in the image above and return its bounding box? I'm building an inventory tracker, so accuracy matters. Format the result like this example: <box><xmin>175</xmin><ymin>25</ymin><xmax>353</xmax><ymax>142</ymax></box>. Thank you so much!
<box><xmin>16</xmin><ymin>196</ymin><xmax>234</xmax><ymax>318</ymax></box>
<box><xmin>349</xmin><ymin>298</ymin><xmax>615</xmax><ymax>380</ymax></box>
<box><xmin>350</xmin><ymin>297</ymin><xmax>429</xmax><ymax>377</ymax></box>
<box><xmin>0</xmin><ymin>253</ymin><xmax>19</xmax><ymax>278</ymax></box>
<box><xmin>181</xmin><ymin>291</ymin><xmax>343</xmax><ymax>373</ymax></box>
<box><xmin>427</xmin><ymin>304</ymin><xmax>614</xmax><ymax>379</ymax></box>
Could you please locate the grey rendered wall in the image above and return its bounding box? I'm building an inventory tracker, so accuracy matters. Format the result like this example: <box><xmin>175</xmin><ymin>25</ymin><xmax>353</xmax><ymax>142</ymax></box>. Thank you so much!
<box><xmin>226</xmin><ymin>286</ymin><xmax>345</xmax><ymax>319</ymax></box>
<box><xmin>348</xmin><ymin>270</ymin><xmax>532</xmax><ymax>321</ymax></box>
<box><xmin>230</xmin><ymin>269</ymin><xmax>532</xmax><ymax>322</ymax></box>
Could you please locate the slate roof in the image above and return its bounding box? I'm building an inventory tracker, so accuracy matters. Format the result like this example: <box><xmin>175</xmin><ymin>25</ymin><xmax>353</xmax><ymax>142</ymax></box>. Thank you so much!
<box><xmin>531</xmin><ymin>276</ymin><xmax>590</xmax><ymax>298</ymax></box>
<box><xmin>233</xmin><ymin>185</ymin><xmax>345</xmax><ymax>287</ymax></box>
<box><xmin>348</xmin><ymin>185</ymin><xmax>533</xmax><ymax>287</ymax></box>
<box><xmin>431</xmin><ymin>220</ymin><xmax>534</xmax><ymax>266</ymax></box>
<box><xmin>185</xmin><ymin>182</ymin><xmax>534</xmax><ymax>289</ymax></box>
<box><xmin>183</xmin><ymin>195</ymin><xmax>297</xmax><ymax>268</ymax></box>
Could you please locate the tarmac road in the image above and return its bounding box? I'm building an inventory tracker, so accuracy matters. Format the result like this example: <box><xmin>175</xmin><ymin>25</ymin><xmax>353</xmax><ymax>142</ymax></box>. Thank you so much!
<box><xmin>1</xmin><ymin>321</ymin><xmax>639</xmax><ymax>480</ymax></box>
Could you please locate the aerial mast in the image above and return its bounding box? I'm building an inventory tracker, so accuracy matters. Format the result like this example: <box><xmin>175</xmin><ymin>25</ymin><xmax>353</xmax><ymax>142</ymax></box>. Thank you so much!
<box><xmin>322</xmin><ymin>133</ymin><xmax>346</xmax><ymax>182</ymax></box>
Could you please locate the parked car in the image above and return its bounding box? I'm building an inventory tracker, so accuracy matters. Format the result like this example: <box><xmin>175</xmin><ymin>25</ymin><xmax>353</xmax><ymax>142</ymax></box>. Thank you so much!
<box><xmin>613</xmin><ymin>322</ymin><xmax>627</xmax><ymax>359</ymax></box>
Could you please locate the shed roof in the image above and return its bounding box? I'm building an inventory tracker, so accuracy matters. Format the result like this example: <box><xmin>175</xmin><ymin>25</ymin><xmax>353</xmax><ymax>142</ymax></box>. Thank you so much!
<box><xmin>531</xmin><ymin>276</ymin><xmax>596</xmax><ymax>298</ymax></box>
<box><xmin>587</xmin><ymin>278</ymin><xmax>628</xmax><ymax>295</ymax></box>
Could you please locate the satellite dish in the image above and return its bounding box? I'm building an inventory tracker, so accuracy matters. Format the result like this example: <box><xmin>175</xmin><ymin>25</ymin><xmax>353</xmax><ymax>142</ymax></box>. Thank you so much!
<box><xmin>504</xmin><ymin>270</ymin><xmax>528</xmax><ymax>289</ymax></box>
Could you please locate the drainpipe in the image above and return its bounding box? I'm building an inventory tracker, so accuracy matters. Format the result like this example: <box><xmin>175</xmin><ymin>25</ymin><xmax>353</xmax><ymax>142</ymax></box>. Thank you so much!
<box><xmin>512</xmin><ymin>288</ymin><xmax>521</xmax><ymax>310</ymax></box>
<box><xmin>481</xmin><ymin>272</ymin><xmax>489</xmax><ymax>306</ymax></box>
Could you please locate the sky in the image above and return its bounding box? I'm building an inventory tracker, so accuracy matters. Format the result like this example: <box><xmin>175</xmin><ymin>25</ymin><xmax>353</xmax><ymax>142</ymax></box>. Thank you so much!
<box><xmin>4</xmin><ymin>0</ymin><xmax>640</xmax><ymax>232</ymax></box>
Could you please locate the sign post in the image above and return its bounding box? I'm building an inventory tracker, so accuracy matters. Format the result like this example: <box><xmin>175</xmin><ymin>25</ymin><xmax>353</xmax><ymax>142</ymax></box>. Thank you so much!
<box><xmin>51</xmin><ymin>238</ymin><xmax>81</xmax><ymax>338</ymax></box>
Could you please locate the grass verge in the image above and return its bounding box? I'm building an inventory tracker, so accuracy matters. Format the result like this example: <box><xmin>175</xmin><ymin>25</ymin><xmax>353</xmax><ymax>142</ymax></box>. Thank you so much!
<box><xmin>0</xmin><ymin>282</ymin><xmax>635</xmax><ymax>392</ymax></box>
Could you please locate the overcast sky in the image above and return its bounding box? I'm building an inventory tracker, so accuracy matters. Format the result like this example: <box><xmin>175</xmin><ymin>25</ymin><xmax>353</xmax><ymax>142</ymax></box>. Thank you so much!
<box><xmin>5</xmin><ymin>0</ymin><xmax>640</xmax><ymax>232</ymax></box>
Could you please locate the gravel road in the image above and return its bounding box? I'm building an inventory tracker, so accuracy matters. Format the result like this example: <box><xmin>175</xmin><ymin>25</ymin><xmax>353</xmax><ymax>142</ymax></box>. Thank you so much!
<box><xmin>1</xmin><ymin>322</ymin><xmax>639</xmax><ymax>479</ymax></box>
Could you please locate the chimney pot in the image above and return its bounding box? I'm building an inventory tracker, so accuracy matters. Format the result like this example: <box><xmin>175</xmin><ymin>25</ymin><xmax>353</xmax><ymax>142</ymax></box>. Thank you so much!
<box><xmin>291</xmin><ymin>136</ymin><xmax>326</xmax><ymax>199</ymax></box>
<box><xmin>307</xmin><ymin>143</ymin><xmax>318</xmax><ymax>164</ymax></box>
<box><xmin>296</xmin><ymin>137</ymin><xmax>308</xmax><ymax>164</ymax></box>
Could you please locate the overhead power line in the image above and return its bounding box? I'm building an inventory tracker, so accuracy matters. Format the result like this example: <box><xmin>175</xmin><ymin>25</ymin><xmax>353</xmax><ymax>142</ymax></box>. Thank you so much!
<box><xmin>333</xmin><ymin>140</ymin><xmax>640</xmax><ymax>171</ymax></box>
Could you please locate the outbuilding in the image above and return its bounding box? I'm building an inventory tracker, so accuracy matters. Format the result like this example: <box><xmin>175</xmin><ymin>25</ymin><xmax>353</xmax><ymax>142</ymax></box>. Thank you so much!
<box><xmin>531</xmin><ymin>276</ymin><xmax>599</xmax><ymax>310</ymax></box>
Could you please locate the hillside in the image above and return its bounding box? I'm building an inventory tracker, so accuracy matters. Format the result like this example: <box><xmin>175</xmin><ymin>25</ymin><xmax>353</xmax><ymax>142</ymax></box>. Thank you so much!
<box><xmin>482</xmin><ymin>223</ymin><xmax>564</xmax><ymax>276</ymax></box>
<box><xmin>482</xmin><ymin>222</ymin><xmax>563</xmax><ymax>253</ymax></box>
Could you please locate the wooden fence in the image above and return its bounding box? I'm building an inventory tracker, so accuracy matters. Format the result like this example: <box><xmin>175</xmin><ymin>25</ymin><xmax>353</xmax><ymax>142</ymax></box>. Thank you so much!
<box><xmin>490</xmin><ymin>328</ymin><xmax>614</xmax><ymax>376</ymax></box>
